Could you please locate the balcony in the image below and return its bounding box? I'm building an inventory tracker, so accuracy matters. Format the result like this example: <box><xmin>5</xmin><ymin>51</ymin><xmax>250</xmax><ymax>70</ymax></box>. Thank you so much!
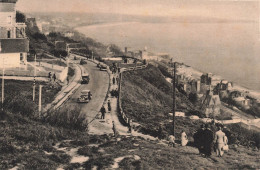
<box><xmin>0</xmin><ymin>38</ymin><xmax>29</xmax><ymax>53</ymax></box>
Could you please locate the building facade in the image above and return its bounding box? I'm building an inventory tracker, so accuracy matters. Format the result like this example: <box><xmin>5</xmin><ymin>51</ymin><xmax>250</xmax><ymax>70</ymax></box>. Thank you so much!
<box><xmin>0</xmin><ymin>0</ymin><xmax>29</xmax><ymax>68</ymax></box>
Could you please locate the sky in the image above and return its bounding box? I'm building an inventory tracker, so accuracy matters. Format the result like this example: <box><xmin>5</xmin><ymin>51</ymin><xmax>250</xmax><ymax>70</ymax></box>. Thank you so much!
<box><xmin>16</xmin><ymin>0</ymin><xmax>258</xmax><ymax>21</ymax></box>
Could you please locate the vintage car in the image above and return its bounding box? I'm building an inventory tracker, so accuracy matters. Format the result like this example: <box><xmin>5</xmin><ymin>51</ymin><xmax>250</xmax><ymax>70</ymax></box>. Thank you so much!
<box><xmin>77</xmin><ymin>90</ymin><xmax>92</xmax><ymax>103</ymax></box>
<box><xmin>81</xmin><ymin>74</ymin><xmax>90</xmax><ymax>84</ymax></box>
<box><xmin>99</xmin><ymin>64</ymin><xmax>107</xmax><ymax>71</ymax></box>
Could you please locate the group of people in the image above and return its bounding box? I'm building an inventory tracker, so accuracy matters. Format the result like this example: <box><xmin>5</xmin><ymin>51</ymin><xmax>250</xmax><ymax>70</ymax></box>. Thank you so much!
<box><xmin>167</xmin><ymin>131</ymin><xmax>188</xmax><ymax>147</ymax></box>
<box><xmin>48</xmin><ymin>72</ymin><xmax>56</xmax><ymax>82</ymax></box>
<box><xmin>193</xmin><ymin>124</ymin><xmax>228</xmax><ymax>157</ymax></box>
<box><xmin>112</xmin><ymin>76</ymin><xmax>119</xmax><ymax>85</ymax></box>
<box><xmin>110</xmin><ymin>65</ymin><xmax>118</xmax><ymax>74</ymax></box>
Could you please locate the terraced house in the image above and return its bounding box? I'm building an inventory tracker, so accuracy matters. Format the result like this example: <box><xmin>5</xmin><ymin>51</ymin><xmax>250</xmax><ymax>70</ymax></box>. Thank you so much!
<box><xmin>0</xmin><ymin>0</ymin><xmax>29</xmax><ymax>68</ymax></box>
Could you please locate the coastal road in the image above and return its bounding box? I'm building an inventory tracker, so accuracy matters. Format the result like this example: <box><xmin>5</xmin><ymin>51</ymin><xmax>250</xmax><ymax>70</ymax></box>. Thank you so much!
<box><xmin>63</xmin><ymin>57</ymin><xmax>113</xmax><ymax>134</ymax></box>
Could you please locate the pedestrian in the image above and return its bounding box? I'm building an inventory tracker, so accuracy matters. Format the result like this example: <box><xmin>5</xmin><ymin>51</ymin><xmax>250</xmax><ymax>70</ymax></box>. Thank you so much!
<box><xmin>48</xmin><ymin>72</ymin><xmax>52</xmax><ymax>81</ymax></box>
<box><xmin>53</xmin><ymin>73</ymin><xmax>56</xmax><ymax>82</ymax></box>
<box><xmin>168</xmin><ymin>135</ymin><xmax>175</xmax><ymax>147</ymax></box>
<box><xmin>112</xmin><ymin>121</ymin><xmax>118</xmax><ymax>137</ymax></box>
<box><xmin>214</xmin><ymin>125</ymin><xmax>226</xmax><ymax>157</ymax></box>
<box><xmin>203</xmin><ymin>124</ymin><xmax>214</xmax><ymax>157</ymax></box>
<box><xmin>116</xmin><ymin>76</ymin><xmax>119</xmax><ymax>84</ymax></box>
<box><xmin>100</xmin><ymin>106</ymin><xmax>106</xmax><ymax>119</ymax></box>
<box><xmin>181</xmin><ymin>131</ymin><xmax>188</xmax><ymax>146</ymax></box>
<box><xmin>128</xmin><ymin>119</ymin><xmax>132</xmax><ymax>133</ymax></box>
<box><xmin>67</xmin><ymin>76</ymin><xmax>69</xmax><ymax>85</ymax></box>
<box><xmin>193</xmin><ymin>124</ymin><xmax>205</xmax><ymax>155</ymax></box>
<box><xmin>112</xmin><ymin>77</ymin><xmax>115</xmax><ymax>85</ymax></box>
<box><xmin>107</xmin><ymin>100</ymin><xmax>111</xmax><ymax>112</ymax></box>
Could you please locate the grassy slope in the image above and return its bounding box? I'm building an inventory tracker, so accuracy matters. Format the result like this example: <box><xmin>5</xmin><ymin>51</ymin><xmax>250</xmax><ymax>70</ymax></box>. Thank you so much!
<box><xmin>120</xmin><ymin>65</ymin><xmax>259</xmax><ymax>169</ymax></box>
<box><xmin>0</xmin><ymin>80</ymin><xmax>87</xmax><ymax>169</ymax></box>
<box><xmin>66</xmin><ymin>135</ymin><xmax>260</xmax><ymax>169</ymax></box>
<box><xmin>121</xmin><ymin>65</ymin><xmax>197</xmax><ymax>136</ymax></box>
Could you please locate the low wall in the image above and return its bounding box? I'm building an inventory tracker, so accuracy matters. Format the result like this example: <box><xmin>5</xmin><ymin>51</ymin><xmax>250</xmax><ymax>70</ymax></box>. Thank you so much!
<box><xmin>58</xmin><ymin>67</ymin><xmax>68</xmax><ymax>83</ymax></box>
<box><xmin>117</xmin><ymin>64</ymin><xmax>148</xmax><ymax>125</ymax></box>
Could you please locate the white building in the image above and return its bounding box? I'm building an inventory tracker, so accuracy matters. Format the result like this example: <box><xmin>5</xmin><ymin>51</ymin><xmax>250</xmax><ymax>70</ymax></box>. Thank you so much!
<box><xmin>0</xmin><ymin>0</ymin><xmax>29</xmax><ymax>68</ymax></box>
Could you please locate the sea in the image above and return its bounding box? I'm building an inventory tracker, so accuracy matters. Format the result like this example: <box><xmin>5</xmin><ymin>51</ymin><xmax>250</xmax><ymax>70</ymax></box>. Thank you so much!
<box><xmin>76</xmin><ymin>21</ymin><xmax>260</xmax><ymax>92</ymax></box>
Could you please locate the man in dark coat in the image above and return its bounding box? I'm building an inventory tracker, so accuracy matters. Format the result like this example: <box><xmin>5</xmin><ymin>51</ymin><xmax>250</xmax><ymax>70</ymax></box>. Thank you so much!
<box><xmin>194</xmin><ymin>124</ymin><xmax>205</xmax><ymax>155</ymax></box>
<box><xmin>100</xmin><ymin>106</ymin><xmax>106</xmax><ymax>119</ymax></box>
<box><xmin>112</xmin><ymin>77</ymin><xmax>115</xmax><ymax>85</ymax></box>
<box><xmin>53</xmin><ymin>73</ymin><xmax>56</xmax><ymax>82</ymax></box>
<box><xmin>203</xmin><ymin>124</ymin><xmax>214</xmax><ymax>157</ymax></box>
<box><xmin>107</xmin><ymin>100</ymin><xmax>111</xmax><ymax>112</ymax></box>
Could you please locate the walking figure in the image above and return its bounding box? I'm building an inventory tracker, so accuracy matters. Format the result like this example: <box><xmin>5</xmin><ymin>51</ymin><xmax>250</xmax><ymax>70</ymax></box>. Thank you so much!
<box><xmin>116</xmin><ymin>76</ymin><xmax>119</xmax><ymax>85</ymax></box>
<box><xmin>112</xmin><ymin>77</ymin><xmax>115</xmax><ymax>85</ymax></box>
<box><xmin>100</xmin><ymin>106</ymin><xmax>106</xmax><ymax>119</ymax></box>
<box><xmin>53</xmin><ymin>73</ymin><xmax>56</xmax><ymax>82</ymax></box>
<box><xmin>48</xmin><ymin>72</ymin><xmax>52</xmax><ymax>81</ymax></box>
<box><xmin>193</xmin><ymin>124</ymin><xmax>205</xmax><ymax>155</ymax></box>
<box><xmin>214</xmin><ymin>125</ymin><xmax>226</xmax><ymax>157</ymax></box>
<box><xmin>107</xmin><ymin>100</ymin><xmax>111</xmax><ymax>112</ymax></box>
<box><xmin>128</xmin><ymin>119</ymin><xmax>132</xmax><ymax>133</ymax></box>
<box><xmin>203</xmin><ymin>124</ymin><xmax>214</xmax><ymax>157</ymax></box>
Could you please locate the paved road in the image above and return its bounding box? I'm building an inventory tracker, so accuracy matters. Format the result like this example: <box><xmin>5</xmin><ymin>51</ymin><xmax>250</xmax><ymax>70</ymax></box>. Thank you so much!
<box><xmin>64</xmin><ymin>58</ymin><xmax>112</xmax><ymax>134</ymax></box>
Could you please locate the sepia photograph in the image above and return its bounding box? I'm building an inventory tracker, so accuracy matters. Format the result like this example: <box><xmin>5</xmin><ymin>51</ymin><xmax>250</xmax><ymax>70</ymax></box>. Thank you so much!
<box><xmin>0</xmin><ymin>0</ymin><xmax>259</xmax><ymax>169</ymax></box>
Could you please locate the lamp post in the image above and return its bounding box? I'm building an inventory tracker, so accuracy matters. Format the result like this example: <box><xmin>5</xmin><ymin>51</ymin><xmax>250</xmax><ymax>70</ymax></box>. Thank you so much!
<box><xmin>33</xmin><ymin>54</ymin><xmax>36</xmax><ymax>102</ymax></box>
<box><xmin>0</xmin><ymin>42</ymin><xmax>4</xmax><ymax>111</ymax></box>
<box><xmin>1</xmin><ymin>57</ymin><xmax>4</xmax><ymax>111</ymax></box>
<box><xmin>172</xmin><ymin>62</ymin><xmax>176</xmax><ymax>137</ymax></box>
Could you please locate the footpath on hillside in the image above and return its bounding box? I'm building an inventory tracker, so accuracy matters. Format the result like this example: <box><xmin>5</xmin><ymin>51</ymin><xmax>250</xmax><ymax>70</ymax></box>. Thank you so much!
<box><xmin>43</xmin><ymin>55</ymin><xmax>82</xmax><ymax>112</ymax></box>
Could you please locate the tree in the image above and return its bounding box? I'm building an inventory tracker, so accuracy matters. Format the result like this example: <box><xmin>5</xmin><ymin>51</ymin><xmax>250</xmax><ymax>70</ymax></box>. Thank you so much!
<box><xmin>48</xmin><ymin>32</ymin><xmax>58</xmax><ymax>37</ymax></box>
<box><xmin>16</xmin><ymin>11</ymin><xmax>26</xmax><ymax>23</ymax></box>
<box><xmin>189</xmin><ymin>92</ymin><xmax>198</xmax><ymax>104</ymax></box>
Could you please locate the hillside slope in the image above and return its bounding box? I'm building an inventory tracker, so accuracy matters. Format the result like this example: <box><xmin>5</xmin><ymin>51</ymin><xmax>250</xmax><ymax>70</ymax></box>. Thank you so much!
<box><xmin>121</xmin><ymin>65</ymin><xmax>198</xmax><ymax>136</ymax></box>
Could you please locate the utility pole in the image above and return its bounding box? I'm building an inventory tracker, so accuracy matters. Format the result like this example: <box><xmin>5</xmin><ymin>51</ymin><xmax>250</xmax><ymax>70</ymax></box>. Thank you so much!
<box><xmin>172</xmin><ymin>62</ymin><xmax>176</xmax><ymax>137</ymax></box>
<box><xmin>92</xmin><ymin>51</ymin><xmax>93</xmax><ymax>60</ymax></box>
<box><xmin>39</xmin><ymin>85</ymin><xmax>42</xmax><ymax>115</ymax></box>
<box><xmin>33</xmin><ymin>54</ymin><xmax>36</xmax><ymax>102</ymax></box>
<box><xmin>2</xmin><ymin>57</ymin><xmax>4</xmax><ymax>111</ymax></box>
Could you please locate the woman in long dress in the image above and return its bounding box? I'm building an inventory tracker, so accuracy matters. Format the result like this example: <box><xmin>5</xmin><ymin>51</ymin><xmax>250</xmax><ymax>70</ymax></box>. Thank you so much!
<box><xmin>181</xmin><ymin>131</ymin><xmax>189</xmax><ymax>146</ymax></box>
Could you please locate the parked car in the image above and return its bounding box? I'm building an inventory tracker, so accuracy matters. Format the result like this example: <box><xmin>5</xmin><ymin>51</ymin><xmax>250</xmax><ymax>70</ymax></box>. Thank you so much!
<box><xmin>77</xmin><ymin>90</ymin><xmax>92</xmax><ymax>103</ymax></box>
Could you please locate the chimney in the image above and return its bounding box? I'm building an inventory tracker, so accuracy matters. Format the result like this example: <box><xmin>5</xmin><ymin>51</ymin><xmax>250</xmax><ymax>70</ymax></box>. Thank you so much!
<box><xmin>125</xmin><ymin>47</ymin><xmax>127</xmax><ymax>54</ymax></box>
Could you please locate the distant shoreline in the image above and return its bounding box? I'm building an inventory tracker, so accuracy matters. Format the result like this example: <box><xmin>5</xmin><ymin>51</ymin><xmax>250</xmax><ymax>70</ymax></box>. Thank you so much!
<box><xmin>75</xmin><ymin>22</ymin><xmax>260</xmax><ymax>100</ymax></box>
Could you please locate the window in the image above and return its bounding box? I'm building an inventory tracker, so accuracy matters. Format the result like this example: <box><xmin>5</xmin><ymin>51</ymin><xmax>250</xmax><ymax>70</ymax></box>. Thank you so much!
<box><xmin>7</xmin><ymin>30</ymin><xmax>11</xmax><ymax>38</ymax></box>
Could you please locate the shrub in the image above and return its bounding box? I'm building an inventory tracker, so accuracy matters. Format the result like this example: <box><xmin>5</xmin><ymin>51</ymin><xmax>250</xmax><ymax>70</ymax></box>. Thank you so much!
<box><xmin>45</xmin><ymin>106</ymin><xmax>88</xmax><ymax>131</ymax></box>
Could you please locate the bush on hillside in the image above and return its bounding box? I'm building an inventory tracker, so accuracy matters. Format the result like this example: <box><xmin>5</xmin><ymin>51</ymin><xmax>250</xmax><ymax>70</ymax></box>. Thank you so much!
<box><xmin>33</xmin><ymin>32</ymin><xmax>47</xmax><ymax>40</ymax></box>
<box><xmin>44</xmin><ymin>106</ymin><xmax>87</xmax><ymax>131</ymax></box>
